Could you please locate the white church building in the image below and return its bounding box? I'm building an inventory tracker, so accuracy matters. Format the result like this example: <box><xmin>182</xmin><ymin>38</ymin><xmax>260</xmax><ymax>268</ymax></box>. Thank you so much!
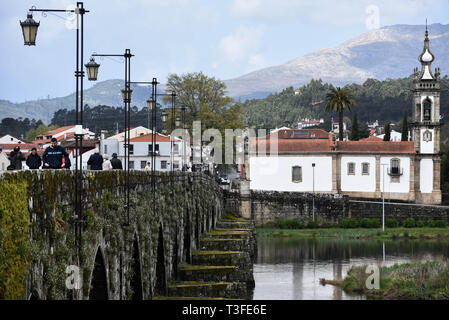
<box><xmin>248</xmin><ymin>27</ymin><xmax>442</xmax><ymax>205</ymax></box>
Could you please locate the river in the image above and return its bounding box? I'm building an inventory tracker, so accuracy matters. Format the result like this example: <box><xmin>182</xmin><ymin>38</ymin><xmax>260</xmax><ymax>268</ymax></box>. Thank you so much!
<box><xmin>253</xmin><ymin>237</ymin><xmax>449</xmax><ymax>300</ymax></box>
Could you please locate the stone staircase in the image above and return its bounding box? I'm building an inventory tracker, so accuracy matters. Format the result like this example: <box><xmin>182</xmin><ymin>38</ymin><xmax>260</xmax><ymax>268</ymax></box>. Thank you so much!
<box><xmin>156</xmin><ymin>214</ymin><xmax>256</xmax><ymax>300</ymax></box>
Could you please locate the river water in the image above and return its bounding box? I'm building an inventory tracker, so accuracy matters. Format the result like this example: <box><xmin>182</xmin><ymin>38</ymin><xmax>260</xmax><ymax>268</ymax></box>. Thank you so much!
<box><xmin>253</xmin><ymin>237</ymin><xmax>449</xmax><ymax>300</ymax></box>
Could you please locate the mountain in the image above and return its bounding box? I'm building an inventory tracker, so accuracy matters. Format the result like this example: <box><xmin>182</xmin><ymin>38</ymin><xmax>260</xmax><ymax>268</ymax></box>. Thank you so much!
<box><xmin>224</xmin><ymin>23</ymin><xmax>449</xmax><ymax>99</ymax></box>
<box><xmin>0</xmin><ymin>80</ymin><xmax>162</xmax><ymax>124</ymax></box>
<box><xmin>3</xmin><ymin>23</ymin><xmax>449</xmax><ymax>122</ymax></box>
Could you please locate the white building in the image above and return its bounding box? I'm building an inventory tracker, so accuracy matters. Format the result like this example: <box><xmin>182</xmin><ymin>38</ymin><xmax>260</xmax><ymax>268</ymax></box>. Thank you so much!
<box><xmin>35</xmin><ymin>125</ymin><xmax>95</xmax><ymax>149</ymax></box>
<box><xmin>248</xmin><ymin>28</ymin><xmax>442</xmax><ymax>205</ymax></box>
<box><xmin>100</xmin><ymin>126</ymin><xmax>153</xmax><ymax>157</ymax></box>
<box><xmin>115</xmin><ymin>132</ymin><xmax>189</xmax><ymax>171</ymax></box>
<box><xmin>0</xmin><ymin>135</ymin><xmax>27</xmax><ymax>144</ymax></box>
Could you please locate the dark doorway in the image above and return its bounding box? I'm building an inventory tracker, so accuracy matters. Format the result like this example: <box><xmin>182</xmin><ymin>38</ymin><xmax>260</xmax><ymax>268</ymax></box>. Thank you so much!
<box><xmin>29</xmin><ymin>291</ymin><xmax>40</xmax><ymax>300</ymax></box>
<box><xmin>155</xmin><ymin>224</ymin><xmax>167</xmax><ymax>296</ymax></box>
<box><xmin>172</xmin><ymin>227</ymin><xmax>179</xmax><ymax>279</ymax></box>
<box><xmin>184</xmin><ymin>209</ymin><xmax>191</xmax><ymax>264</ymax></box>
<box><xmin>212</xmin><ymin>207</ymin><xmax>216</xmax><ymax>228</ymax></box>
<box><xmin>130</xmin><ymin>236</ymin><xmax>143</xmax><ymax>300</ymax></box>
<box><xmin>89</xmin><ymin>249</ymin><xmax>109</xmax><ymax>300</ymax></box>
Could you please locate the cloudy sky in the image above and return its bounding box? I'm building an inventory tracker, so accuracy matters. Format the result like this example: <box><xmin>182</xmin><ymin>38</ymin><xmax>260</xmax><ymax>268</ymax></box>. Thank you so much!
<box><xmin>1</xmin><ymin>0</ymin><xmax>449</xmax><ymax>102</ymax></box>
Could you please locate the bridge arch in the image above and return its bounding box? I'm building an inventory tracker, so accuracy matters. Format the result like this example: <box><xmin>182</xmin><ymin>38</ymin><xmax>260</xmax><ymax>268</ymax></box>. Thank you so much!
<box><xmin>155</xmin><ymin>224</ymin><xmax>167</xmax><ymax>296</ymax></box>
<box><xmin>130</xmin><ymin>234</ymin><xmax>143</xmax><ymax>300</ymax></box>
<box><xmin>88</xmin><ymin>246</ymin><xmax>109</xmax><ymax>300</ymax></box>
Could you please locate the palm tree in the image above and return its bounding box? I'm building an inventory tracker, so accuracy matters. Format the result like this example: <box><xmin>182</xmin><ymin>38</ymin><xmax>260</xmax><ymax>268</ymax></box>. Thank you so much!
<box><xmin>325</xmin><ymin>87</ymin><xmax>357</xmax><ymax>141</ymax></box>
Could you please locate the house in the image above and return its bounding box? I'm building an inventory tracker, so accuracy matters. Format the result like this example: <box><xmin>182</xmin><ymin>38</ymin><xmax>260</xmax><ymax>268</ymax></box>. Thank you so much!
<box><xmin>114</xmin><ymin>132</ymin><xmax>189</xmax><ymax>171</ymax></box>
<box><xmin>247</xmin><ymin>28</ymin><xmax>441</xmax><ymax>205</ymax></box>
<box><xmin>100</xmin><ymin>126</ymin><xmax>153</xmax><ymax>157</ymax></box>
<box><xmin>34</xmin><ymin>125</ymin><xmax>95</xmax><ymax>149</ymax></box>
<box><xmin>0</xmin><ymin>134</ymin><xmax>28</xmax><ymax>144</ymax></box>
<box><xmin>297</xmin><ymin>118</ymin><xmax>324</xmax><ymax>129</ymax></box>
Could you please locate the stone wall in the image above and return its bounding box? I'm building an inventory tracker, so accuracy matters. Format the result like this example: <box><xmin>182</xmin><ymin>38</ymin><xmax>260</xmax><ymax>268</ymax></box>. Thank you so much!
<box><xmin>249</xmin><ymin>191</ymin><xmax>350</xmax><ymax>227</ymax></box>
<box><xmin>349</xmin><ymin>200</ymin><xmax>449</xmax><ymax>223</ymax></box>
<box><xmin>0</xmin><ymin>170</ymin><xmax>223</xmax><ymax>300</ymax></box>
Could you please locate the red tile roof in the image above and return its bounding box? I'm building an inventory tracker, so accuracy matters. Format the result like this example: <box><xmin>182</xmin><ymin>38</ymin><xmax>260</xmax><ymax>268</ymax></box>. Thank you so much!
<box><xmin>129</xmin><ymin>133</ymin><xmax>181</xmax><ymax>143</ymax></box>
<box><xmin>250</xmin><ymin>136</ymin><xmax>416</xmax><ymax>154</ymax></box>
<box><xmin>361</xmin><ymin>135</ymin><xmax>383</xmax><ymax>142</ymax></box>
<box><xmin>0</xmin><ymin>143</ymin><xmax>36</xmax><ymax>150</ymax></box>
<box><xmin>36</xmin><ymin>125</ymin><xmax>75</xmax><ymax>138</ymax></box>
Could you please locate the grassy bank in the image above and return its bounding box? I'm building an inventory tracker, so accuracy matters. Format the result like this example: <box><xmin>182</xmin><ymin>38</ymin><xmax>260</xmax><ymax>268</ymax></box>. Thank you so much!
<box><xmin>321</xmin><ymin>261</ymin><xmax>449</xmax><ymax>300</ymax></box>
<box><xmin>257</xmin><ymin>227</ymin><xmax>449</xmax><ymax>240</ymax></box>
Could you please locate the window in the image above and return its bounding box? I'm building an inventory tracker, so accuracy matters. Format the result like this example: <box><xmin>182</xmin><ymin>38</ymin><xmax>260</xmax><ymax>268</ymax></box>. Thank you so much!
<box><xmin>174</xmin><ymin>161</ymin><xmax>179</xmax><ymax>170</ymax></box>
<box><xmin>391</xmin><ymin>159</ymin><xmax>400</xmax><ymax>174</ymax></box>
<box><xmin>141</xmin><ymin>161</ymin><xmax>147</xmax><ymax>169</ymax></box>
<box><xmin>423</xmin><ymin>97</ymin><xmax>432</xmax><ymax>121</ymax></box>
<box><xmin>129</xmin><ymin>144</ymin><xmax>134</xmax><ymax>155</ymax></box>
<box><xmin>148</xmin><ymin>144</ymin><xmax>160</xmax><ymax>155</ymax></box>
<box><xmin>129</xmin><ymin>161</ymin><xmax>134</xmax><ymax>169</ymax></box>
<box><xmin>347</xmin><ymin>162</ymin><xmax>355</xmax><ymax>175</ymax></box>
<box><xmin>161</xmin><ymin>160</ymin><xmax>167</xmax><ymax>170</ymax></box>
<box><xmin>362</xmin><ymin>163</ymin><xmax>370</xmax><ymax>175</ymax></box>
<box><xmin>292</xmin><ymin>166</ymin><xmax>302</xmax><ymax>183</ymax></box>
<box><xmin>104</xmin><ymin>145</ymin><xmax>108</xmax><ymax>154</ymax></box>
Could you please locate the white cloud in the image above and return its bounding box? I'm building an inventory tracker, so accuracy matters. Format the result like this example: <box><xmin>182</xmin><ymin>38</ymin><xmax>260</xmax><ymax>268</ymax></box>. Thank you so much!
<box><xmin>219</xmin><ymin>25</ymin><xmax>265</xmax><ymax>62</ymax></box>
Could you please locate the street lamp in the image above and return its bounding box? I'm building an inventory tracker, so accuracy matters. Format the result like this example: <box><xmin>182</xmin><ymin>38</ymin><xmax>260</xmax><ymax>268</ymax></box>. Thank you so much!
<box><xmin>20</xmin><ymin>13</ymin><xmax>39</xmax><ymax>46</ymax></box>
<box><xmin>21</xmin><ymin>2</ymin><xmax>89</xmax><ymax>256</ymax></box>
<box><xmin>85</xmin><ymin>57</ymin><xmax>100</xmax><ymax>81</ymax></box>
<box><xmin>88</xmin><ymin>49</ymin><xmax>134</xmax><ymax>226</ymax></box>
<box><xmin>161</xmin><ymin>110</ymin><xmax>168</xmax><ymax>123</ymax></box>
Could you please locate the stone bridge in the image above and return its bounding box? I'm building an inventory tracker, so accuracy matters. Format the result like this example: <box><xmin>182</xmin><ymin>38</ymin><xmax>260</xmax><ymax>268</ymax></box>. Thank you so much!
<box><xmin>0</xmin><ymin>171</ymin><xmax>255</xmax><ymax>300</ymax></box>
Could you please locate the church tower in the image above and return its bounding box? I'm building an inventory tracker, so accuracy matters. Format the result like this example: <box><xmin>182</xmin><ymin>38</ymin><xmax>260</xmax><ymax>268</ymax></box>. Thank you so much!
<box><xmin>412</xmin><ymin>24</ymin><xmax>442</xmax><ymax>204</ymax></box>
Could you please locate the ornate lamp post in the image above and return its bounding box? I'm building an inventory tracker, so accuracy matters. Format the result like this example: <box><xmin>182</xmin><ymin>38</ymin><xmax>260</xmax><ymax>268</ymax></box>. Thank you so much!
<box><xmin>86</xmin><ymin>50</ymin><xmax>134</xmax><ymax>225</ymax></box>
<box><xmin>21</xmin><ymin>2</ymin><xmax>89</xmax><ymax>253</ymax></box>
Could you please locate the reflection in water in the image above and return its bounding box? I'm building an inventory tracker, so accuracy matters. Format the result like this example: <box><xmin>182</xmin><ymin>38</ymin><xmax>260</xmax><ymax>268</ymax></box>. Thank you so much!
<box><xmin>253</xmin><ymin>237</ymin><xmax>449</xmax><ymax>300</ymax></box>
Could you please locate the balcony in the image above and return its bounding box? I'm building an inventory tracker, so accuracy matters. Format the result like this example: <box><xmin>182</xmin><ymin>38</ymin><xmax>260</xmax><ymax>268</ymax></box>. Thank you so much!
<box><xmin>388</xmin><ymin>167</ymin><xmax>403</xmax><ymax>176</ymax></box>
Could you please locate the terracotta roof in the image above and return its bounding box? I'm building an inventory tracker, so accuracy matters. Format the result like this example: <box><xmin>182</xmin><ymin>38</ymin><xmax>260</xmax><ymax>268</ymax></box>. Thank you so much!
<box><xmin>129</xmin><ymin>133</ymin><xmax>181</xmax><ymax>143</ymax></box>
<box><xmin>337</xmin><ymin>141</ymin><xmax>416</xmax><ymax>154</ymax></box>
<box><xmin>361</xmin><ymin>135</ymin><xmax>383</xmax><ymax>142</ymax></box>
<box><xmin>0</xmin><ymin>143</ymin><xmax>37</xmax><ymax>150</ymax></box>
<box><xmin>250</xmin><ymin>137</ymin><xmax>416</xmax><ymax>155</ymax></box>
<box><xmin>36</xmin><ymin>125</ymin><xmax>76</xmax><ymax>138</ymax></box>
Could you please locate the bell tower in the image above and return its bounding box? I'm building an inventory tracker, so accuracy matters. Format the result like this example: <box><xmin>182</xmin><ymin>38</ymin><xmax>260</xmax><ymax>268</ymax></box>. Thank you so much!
<box><xmin>412</xmin><ymin>23</ymin><xmax>442</xmax><ymax>204</ymax></box>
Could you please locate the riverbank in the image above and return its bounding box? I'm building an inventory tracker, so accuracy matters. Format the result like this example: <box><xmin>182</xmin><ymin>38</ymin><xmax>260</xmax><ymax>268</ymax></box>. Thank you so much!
<box><xmin>257</xmin><ymin>227</ymin><xmax>449</xmax><ymax>240</ymax></box>
<box><xmin>321</xmin><ymin>261</ymin><xmax>449</xmax><ymax>300</ymax></box>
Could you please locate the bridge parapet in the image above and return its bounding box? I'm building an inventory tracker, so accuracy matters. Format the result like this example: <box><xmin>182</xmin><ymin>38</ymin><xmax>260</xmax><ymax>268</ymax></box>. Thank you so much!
<box><xmin>0</xmin><ymin>170</ymin><xmax>224</xmax><ymax>300</ymax></box>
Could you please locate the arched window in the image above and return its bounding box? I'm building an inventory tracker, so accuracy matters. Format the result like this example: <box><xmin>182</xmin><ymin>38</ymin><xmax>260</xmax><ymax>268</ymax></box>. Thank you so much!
<box><xmin>423</xmin><ymin>97</ymin><xmax>432</xmax><ymax>121</ymax></box>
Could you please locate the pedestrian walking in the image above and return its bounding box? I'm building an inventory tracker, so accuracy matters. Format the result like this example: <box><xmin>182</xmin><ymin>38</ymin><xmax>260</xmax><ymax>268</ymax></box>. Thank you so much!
<box><xmin>26</xmin><ymin>147</ymin><xmax>42</xmax><ymax>169</ymax></box>
<box><xmin>42</xmin><ymin>138</ymin><xmax>69</xmax><ymax>169</ymax></box>
<box><xmin>110</xmin><ymin>153</ymin><xmax>123</xmax><ymax>170</ymax></box>
<box><xmin>8</xmin><ymin>146</ymin><xmax>26</xmax><ymax>170</ymax></box>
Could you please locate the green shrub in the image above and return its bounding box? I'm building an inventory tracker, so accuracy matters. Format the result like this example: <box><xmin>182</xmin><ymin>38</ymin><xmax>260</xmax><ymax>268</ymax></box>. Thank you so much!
<box><xmin>427</xmin><ymin>220</ymin><xmax>447</xmax><ymax>228</ymax></box>
<box><xmin>276</xmin><ymin>219</ymin><xmax>287</xmax><ymax>229</ymax></box>
<box><xmin>340</xmin><ymin>218</ymin><xmax>359</xmax><ymax>229</ymax></box>
<box><xmin>386</xmin><ymin>218</ymin><xmax>399</xmax><ymax>228</ymax></box>
<box><xmin>416</xmin><ymin>221</ymin><xmax>425</xmax><ymax>228</ymax></box>
<box><xmin>286</xmin><ymin>220</ymin><xmax>303</xmax><ymax>229</ymax></box>
<box><xmin>321</xmin><ymin>221</ymin><xmax>332</xmax><ymax>229</ymax></box>
<box><xmin>306</xmin><ymin>221</ymin><xmax>319</xmax><ymax>229</ymax></box>
<box><xmin>402</xmin><ymin>218</ymin><xmax>416</xmax><ymax>228</ymax></box>
<box><xmin>360</xmin><ymin>218</ymin><xmax>381</xmax><ymax>228</ymax></box>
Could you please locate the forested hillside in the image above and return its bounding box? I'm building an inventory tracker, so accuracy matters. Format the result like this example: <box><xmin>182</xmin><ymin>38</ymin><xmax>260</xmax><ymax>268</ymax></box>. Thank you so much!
<box><xmin>242</xmin><ymin>76</ymin><xmax>449</xmax><ymax>130</ymax></box>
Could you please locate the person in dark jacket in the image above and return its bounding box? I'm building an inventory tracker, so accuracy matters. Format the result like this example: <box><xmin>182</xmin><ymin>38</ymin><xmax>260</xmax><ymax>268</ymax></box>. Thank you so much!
<box><xmin>8</xmin><ymin>146</ymin><xmax>26</xmax><ymax>170</ymax></box>
<box><xmin>43</xmin><ymin>138</ymin><xmax>69</xmax><ymax>169</ymax></box>
<box><xmin>26</xmin><ymin>148</ymin><xmax>42</xmax><ymax>169</ymax></box>
<box><xmin>110</xmin><ymin>153</ymin><xmax>123</xmax><ymax>170</ymax></box>
<box><xmin>87</xmin><ymin>150</ymin><xmax>103</xmax><ymax>170</ymax></box>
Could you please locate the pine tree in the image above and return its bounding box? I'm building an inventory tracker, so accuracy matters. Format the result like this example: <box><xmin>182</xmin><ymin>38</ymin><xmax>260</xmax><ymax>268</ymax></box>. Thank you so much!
<box><xmin>401</xmin><ymin>111</ymin><xmax>409</xmax><ymax>141</ymax></box>
<box><xmin>350</xmin><ymin>112</ymin><xmax>359</xmax><ymax>141</ymax></box>
<box><xmin>383</xmin><ymin>121</ymin><xmax>391</xmax><ymax>142</ymax></box>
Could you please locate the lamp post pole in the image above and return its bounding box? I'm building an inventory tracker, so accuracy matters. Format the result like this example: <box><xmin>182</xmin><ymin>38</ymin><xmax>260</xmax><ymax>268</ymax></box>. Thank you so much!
<box><xmin>381</xmin><ymin>163</ymin><xmax>387</xmax><ymax>232</ymax></box>
<box><xmin>21</xmin><ymin>2</ymin><xmax>89</xmax><ymax>254</ymax></box>
<box><xmin>312</xmin><ymin>163</ymin><xmax>316</xmax><ymax>222</ymax></box>
<box><xmin>88</xmin><ymin>50</ymin><xmax>134</xmax><ymax>225</ymax></box>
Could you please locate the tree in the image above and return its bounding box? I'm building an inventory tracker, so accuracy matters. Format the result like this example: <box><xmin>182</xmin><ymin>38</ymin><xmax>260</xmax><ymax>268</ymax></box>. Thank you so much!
<box><xmin>350</xmin><ymin>112</ymin><xmax>359</xmax><ymax>141</ymax></box>
<box><xmin>163</xmin><ymin>72</ymin><xmax>244</xmax><ymax>165</ymax></box>
<box><xmin>26</xmin><ymin>124</ymin><xmax>59</xmax><ymax>141</ymax></box>
<box><xmin>383</xmin><ymin>121</ymin><xmax>391</xmax><ymax>142</ymax></box>
<box><xmin>401</xmin><ymin>111</ymin><xmax>409</xmax><ymax>141</ymax></box>
<box><xmin>325</xmin><ymin>87</ymin><xmax>357</xmax><ymax>141</ymax></box>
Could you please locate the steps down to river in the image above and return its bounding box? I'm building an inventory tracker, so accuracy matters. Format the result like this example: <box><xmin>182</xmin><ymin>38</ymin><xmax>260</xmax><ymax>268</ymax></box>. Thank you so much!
<box><xmin>159</xmin><ymin>214</ymin><xmax>256</xmax><ymax>300</ymax></box>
